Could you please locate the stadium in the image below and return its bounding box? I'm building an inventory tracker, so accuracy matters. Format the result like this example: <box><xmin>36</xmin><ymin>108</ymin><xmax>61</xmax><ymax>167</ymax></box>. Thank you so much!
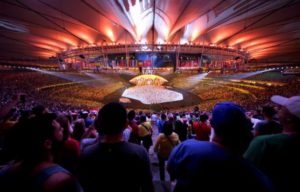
<box><xmin>0</xmin><ymin>1</ymin><xmax>300</xmax><ymax>191</ymax></box>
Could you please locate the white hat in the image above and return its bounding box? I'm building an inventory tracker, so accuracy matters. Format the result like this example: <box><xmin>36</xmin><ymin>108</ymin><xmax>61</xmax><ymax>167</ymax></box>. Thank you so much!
<box><xmin>271</xmin><ymin>95</ymin><xmax>300</xmax><ymax>118</ymax></box>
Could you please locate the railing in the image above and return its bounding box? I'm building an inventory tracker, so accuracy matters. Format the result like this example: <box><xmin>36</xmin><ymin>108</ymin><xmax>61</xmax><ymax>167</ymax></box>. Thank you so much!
<box><xmin>59</xmin><ymin>44</ymin><xmax>248</xmax><ymax>60</ymax></box>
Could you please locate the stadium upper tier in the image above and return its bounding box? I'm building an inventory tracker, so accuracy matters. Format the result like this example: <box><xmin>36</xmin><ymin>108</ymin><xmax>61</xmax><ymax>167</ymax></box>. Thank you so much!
<box><xmin>59</xmin><ymin>44</ymin><xmax>247</xmax><ymax>61</ymax></box>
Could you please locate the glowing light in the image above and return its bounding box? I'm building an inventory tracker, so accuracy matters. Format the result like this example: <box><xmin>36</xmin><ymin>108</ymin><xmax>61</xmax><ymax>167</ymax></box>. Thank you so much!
<box><xmin>0</xmin><ymin>19</ymin><xmax>28</xmax><ymax>33</ymax></box>
<box><xmin>141</xmin><ymin>39</ymin><xmax>147</xmax><ymax>44</ymax></box>
<box><xmin>122</xmin><ymin>85</ymin><xmax>183</xmax><ymax>104</ymax></box>
<box><xmin>127</xmin><ymin>0</ymin><xmax>144</xmax><ymax>40</ymax></box>
<box><xmin>247</xmin><ymin>42</ymin><xmax>279</xmax><ymax>52</ymax></box>
<box><xmin>129</xmin><ymin>75</ymin><xmax>168</xmax><ymax>85</ymax></box>
<box><xmin>180</xmin><ymin>38</ymin><xmax>188</xmax><ymax>44</ymax></box>
<box><xmin>191</xmin><ymin>29</ymin><xmax>200</xmax><ymax>41</ymax></box>
<box><xmin>77</xmin><ymin>33</ymin><xmax>93</xmax><ymax>44</ymax></box>
<box><xmin>122</xmin><ymin>0</ymin><xmax>153</xmax><ymax>41</ymax></box>
<box><xmin>213</xmin><ymin>33</ymin><xmax>228</xmax><ymax>44</ymax></box>
<box><xmin>36</xmin><ymin>51</ymin><xmax>55</xmax><ymax>58</ymax></box>
<box><xmin>129</xmin><ymin>0</ymin><xmax>142</xmax><ymax>27</ymax></box>
<box><xmin>106</xmin><ymin>28</ymin><xmax>115</xmax><ymax>42</ymax></box>
<box><xmin>234</xmin><ymin>37</ymin><xmax>246</xmax><ymax>44</ymax></box>
<box><xmin>247</xmin><ymin>41</ymin><xmax>259</xmax><ymax>47</ymax></box>
<box><xmin>42</xmin><ymin>40</ymin><xmax>65</xmax><ymax>50</ymax></box>
<box><xmin>60</xmin><ymin>37</ymin><xmax>77</xmax><ymax>46</ymax></box>
<box><xmin>163</xmin><ymin>26</ymin><xmax>169</xmax><ymax>40</ymax></box>
<box><xmin>33</xmin><ymin>43</ymin><xmax>60</xmax><ymax>52</ymax></box>
<box><xmin>230</xmin><ymin>35</ymin><xmax>253</xmax><ymax>46</ymax></box>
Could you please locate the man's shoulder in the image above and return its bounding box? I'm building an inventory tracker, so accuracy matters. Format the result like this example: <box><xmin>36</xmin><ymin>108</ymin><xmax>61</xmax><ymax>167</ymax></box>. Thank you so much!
<box><xmin>179</xmin><ymin>139</ymin><xmax>213</xmax><ymax>146</ymax></box>
<box><xmin>251</xmin><ymin>134</ymin><xmax>293</xmax><ymax>149</ymax></box>
<box><xmin>255</xmin><ymin>133</ymin><xmax>287</xmax><ymax>141</ymax></box>
<box><xmin>123</xmin><ymin>141</ymin><xmax>148</xmax><ymax>151</ymax></box>
<box><xmin>171</xmin><ymin>140</ymin><xmax>223</xmax><ymax>158</ymax></box>
<box><xmin>82</xmin><ymin>141</ymin><xmax>147</xmax><ymax>157</ymax></box>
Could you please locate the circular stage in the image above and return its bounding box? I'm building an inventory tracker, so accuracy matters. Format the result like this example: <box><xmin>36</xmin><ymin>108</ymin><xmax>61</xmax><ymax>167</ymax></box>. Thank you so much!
<box><xmin>102</xmin><ymin>73</ymin><xmax>202</xmax><ymax>111</ymax></box>
<box><xmin>120</xmin><ymin>74</ymin><xmax>183</xmax><ymax>104</ymax></box>
<box><xmin>103</xmin><ymin>86</ymin><xmax>201</xmax><ymax>111</ymax></box>
<box><xmin>122</xmin><ymin>85</ymin><xmax>183</xmax><ymax>104</ymax></box>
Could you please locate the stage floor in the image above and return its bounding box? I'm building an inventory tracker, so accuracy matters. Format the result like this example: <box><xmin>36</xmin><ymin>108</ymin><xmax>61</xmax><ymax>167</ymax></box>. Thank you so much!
<box><xmin>121</xmin><ymin>85</ymin><xmax>183</xmax><ymax>104</ymax></box>
<box><xmin>103</xmin><ymin>86</ymin><xmax>201</xmax><ymax>111</ymax></box>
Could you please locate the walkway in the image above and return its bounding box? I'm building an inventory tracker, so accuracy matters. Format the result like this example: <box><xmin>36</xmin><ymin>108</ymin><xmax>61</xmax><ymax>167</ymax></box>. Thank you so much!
<box><xmin>149</xmin><ymin>123</ymin><xmax>175</xmax><ymax>192</ymax></box>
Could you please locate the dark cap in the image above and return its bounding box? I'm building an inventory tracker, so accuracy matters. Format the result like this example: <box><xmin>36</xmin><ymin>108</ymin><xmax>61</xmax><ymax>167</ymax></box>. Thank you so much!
<box><xmin>211</xmin><ymin>102</ymin><xmax>252</xmax><ymax>138</ymax></box>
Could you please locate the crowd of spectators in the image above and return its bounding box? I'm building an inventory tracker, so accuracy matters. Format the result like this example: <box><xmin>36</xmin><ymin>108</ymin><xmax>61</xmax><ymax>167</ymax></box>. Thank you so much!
<box><xmin>0</xmin><ymin>68</ymin><xmax>299</xmax><ymax>191</ymax></box>
<box><xmin>0</xmin><ymin>69</ymin><xmax>124</xmax><ymax>111</ymax></box>
<box><xmin>1</xmin><ymin>93</ymin><xmax>299</xmax><ymax>191</ymax></box>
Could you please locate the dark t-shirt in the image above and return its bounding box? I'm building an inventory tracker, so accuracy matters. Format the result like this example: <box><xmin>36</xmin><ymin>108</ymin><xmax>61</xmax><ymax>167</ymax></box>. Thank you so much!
<box><xmin>244</xmin><ymin>134</ymin><xmax>300</xmax><ymax>192</ymax></box>
<box><xmin>168</xmin><ymin>140</ymin><xmax>273</xmax><ymax>192</ymax></box>
<box><xmin>78</xmin><ymin>141</ymin><xmax>153</xmax><ymax>192</ymax></box>
<box><xmin>174</xmin><ymin>120</ymin><xmax>188</xmax><ymax>141</ymax></box>
<box><xmin>254</xmin><ymin>120</ymin><xmax>282</xmax><ymax>136</ymax></box>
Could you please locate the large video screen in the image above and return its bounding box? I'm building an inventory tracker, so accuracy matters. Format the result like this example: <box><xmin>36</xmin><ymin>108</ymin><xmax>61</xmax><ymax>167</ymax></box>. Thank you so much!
<box><xmin>135</xmin><ymin>52</ymin><xmax>176</xmax><ymax>67</ymax></box>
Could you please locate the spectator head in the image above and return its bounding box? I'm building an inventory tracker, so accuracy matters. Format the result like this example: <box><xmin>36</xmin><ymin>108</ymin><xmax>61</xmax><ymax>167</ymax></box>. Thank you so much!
<box><xmin>81</xmin><ymin>111</ymin><xmax>89</xmax><ymax>119</ymax></box>
<box><xmin>72</xmin><ymin>119</ymin><xmax>85</xmax><ymax>141</ymax></box>
<box><xmin>32</xmin><ymin>105</ymin><xmax>46</xmax><ymax>117</ymax></box>
<box><xmin>140</xmin><ymin>115</ymin><xmax>147</xmax><ymax>123</ymax></box>
<box><xmin>180</xmin><ymin>113</ymin><xmax>185</xmax><ymax>118</ymax></box>
<box><xmin>56</xmin><ymin>114</ymin><xmax>71</xmax><ymax>141</ymax></box>
<box><xmin>163</xmin><ymin>121</ymin><xmax>173</xmax><ymax>136</ymax></box>
<box><xmin>128</xmin><ymin>110</ymin><xmax>136</xmax><ymax>121</ymax></box>
<box><xmin>194</xmin><ymin>106</ymin><xmax>199</xmax><ymax>112</ymax></box>
<box><xmin>211</xmin><ymin>102</ymin><xmax>253</xmax><ymax>154</ymax></box>
<box><xmin>168</xmin><ymin>113</ymin><xmax>174</xmax><ymax>122</ymax></box>
<box><xmin>146</xmin><ymin>113</ymin><xmax>151</xmax><ymax>118</ymax></box>
<box><xmin>262</xmin><ymin>105</ymin><xmax>277</xmax><ymax>118</ymax></box>
<box><xmin>9</xmin><ymin>113</ymin><xmax>63</xmax><ymax>162</ymax></box>
<box><xmin>200</xmin><ymin>114</ymin><xmax>209</xmax><ymax>122</ymax></box>
<box><xmin>94</xmin><ymin>102</ymin><xmax>127</xmax><ymax>136</ymax></box>
<box><xmin>161</xmin><ymin>113</ymin><xmax>167</xmax><ymax>120</ymax></box>
<box><xmin>271</xmin><ymin>95</ymin><xmax>300</xmax><ymax>128</ymax></box>
<box><xmin>168</xmin><ymin>113</ymin><xmax>174</xmax><ymax>119</ymax></box>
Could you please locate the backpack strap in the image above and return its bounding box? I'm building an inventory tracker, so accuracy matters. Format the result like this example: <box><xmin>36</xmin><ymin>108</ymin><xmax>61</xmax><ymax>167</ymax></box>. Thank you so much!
<box><xmin>141</xmin><ymin>123</ymin><xmax>151</xmax><ymax>134</ymax></box>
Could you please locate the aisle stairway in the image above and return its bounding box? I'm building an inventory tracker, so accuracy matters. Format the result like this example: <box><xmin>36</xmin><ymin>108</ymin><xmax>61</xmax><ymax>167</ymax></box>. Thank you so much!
<box><xmin>149</xmin><ymin>124</ymin><xmax>175</xmax><ymax>192</ymax></box>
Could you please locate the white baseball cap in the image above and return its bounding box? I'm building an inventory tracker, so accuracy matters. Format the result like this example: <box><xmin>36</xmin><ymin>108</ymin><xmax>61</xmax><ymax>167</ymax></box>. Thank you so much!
<box><xmin>271</xmin><ymin>95</ymin><xmax>300</xmax><ymax>118</ymax></box>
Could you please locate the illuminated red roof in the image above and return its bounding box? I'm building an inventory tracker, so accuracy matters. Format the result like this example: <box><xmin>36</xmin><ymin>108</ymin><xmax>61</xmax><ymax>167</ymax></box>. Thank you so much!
<box><xmin>0</xmin><ymin>0</ymin><xmax>300</xmax><ymax>61</ymax></box>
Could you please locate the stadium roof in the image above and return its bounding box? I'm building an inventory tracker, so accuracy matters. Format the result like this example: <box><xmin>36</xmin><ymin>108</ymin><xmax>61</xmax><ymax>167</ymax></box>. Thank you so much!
<box><xmin>1</xmin><ymin>0</ymin><xmax>300</xmax><ymax>61</ymax></box>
